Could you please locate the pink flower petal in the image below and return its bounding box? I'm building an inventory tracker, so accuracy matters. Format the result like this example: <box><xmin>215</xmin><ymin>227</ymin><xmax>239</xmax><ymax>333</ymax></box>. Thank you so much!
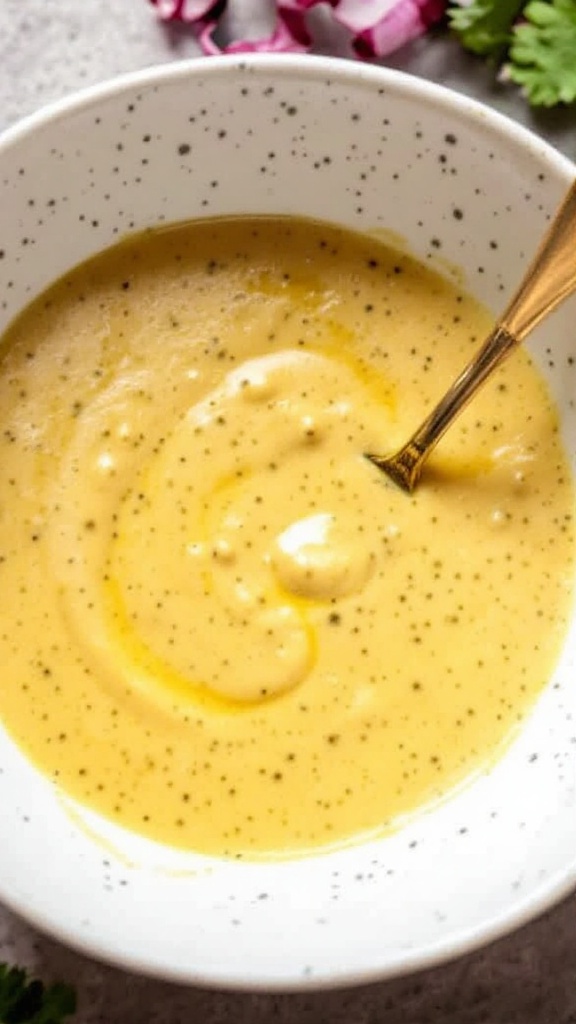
<box><xmin>278</xmin><ymin>0</ymin><xmax>320</xmax><ymax>11</ymax></box>
<box><xmin>346</xmin><ymin>0</ymin><xmax>446</xmax><ymax>58</ymax></box>
<box><xmin>276</xmin><ymin>2</ymin><xmax>315</xmax><ymax>48</ymax></box>
<box><xmin>149</xmin><ymin>0</ymin><xmax>223</xmax><ymax>22</ymax></box>
<box><xmin>196</xmin><ymin>20</ymin><xmax>223</xmax><ymax>54</ymax></box>
<box><xmin>200</xmin><ymin>17</ymin><xmax>310</xmax><ymax>54</ymax></box>
<box><xmin>149</xmin><ymin>0</ymin><xmax>447</xmax><ymax>59</ymax></box>
<box><xmin>330</xmin><ymin>0</ymin><xmax>404</xmax><ymax>35</ymax></box>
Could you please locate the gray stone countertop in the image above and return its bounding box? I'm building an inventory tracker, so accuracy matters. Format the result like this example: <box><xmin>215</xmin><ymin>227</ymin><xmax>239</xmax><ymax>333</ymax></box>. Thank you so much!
<box><xmin>0</xmin><ymin>2</ymin><xmax>575</xmax><ymax>1021</ymax></box>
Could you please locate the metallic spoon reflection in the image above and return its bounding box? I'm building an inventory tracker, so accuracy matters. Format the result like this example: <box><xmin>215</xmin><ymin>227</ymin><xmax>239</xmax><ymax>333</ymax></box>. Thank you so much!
<box><xmin>366</xmin><ymin>178</ymin><xmax>576</xmax><ymax>492</ymax></box>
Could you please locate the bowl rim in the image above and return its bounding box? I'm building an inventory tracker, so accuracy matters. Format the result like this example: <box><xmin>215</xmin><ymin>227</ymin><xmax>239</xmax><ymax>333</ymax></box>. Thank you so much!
<box><xmin>0</xmin><ymin>851</ymin><xmax>574</xmax><ymax>992</ymax></box>
<box><xmin>1</xmin><ymin>51</ymin><xmax>575</xmax><ymax>182</ymax></box>
<box><xmin>0</xmin><ymin>52</ymin><xmax>575</xmax><ymax>992</ymax></box>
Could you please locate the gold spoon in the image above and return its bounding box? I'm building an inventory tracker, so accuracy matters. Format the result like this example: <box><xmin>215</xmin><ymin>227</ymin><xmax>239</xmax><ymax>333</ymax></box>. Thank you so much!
<box><xmin>366</xmin><ymin>178</ymin><xmax>576</xmax><ymax>493</ymax></box>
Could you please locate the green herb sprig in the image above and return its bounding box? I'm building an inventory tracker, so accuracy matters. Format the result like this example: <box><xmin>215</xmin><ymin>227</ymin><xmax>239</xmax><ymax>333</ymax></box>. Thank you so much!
<box><xmin>0</xmin><ymin>964</ymin><xmax>76</xmax><ymax>1024</ymax></box>
<box><xmin>448</xmin><ymin>0</ymin><xmax>576</xmax><ymax>107</ymax></box>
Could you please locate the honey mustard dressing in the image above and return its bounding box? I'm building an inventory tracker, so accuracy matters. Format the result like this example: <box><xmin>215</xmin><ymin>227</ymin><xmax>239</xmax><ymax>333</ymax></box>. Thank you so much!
<box><xmin>0</xmin><ymin>216</ymin><xmax>573</xmax><ymax>858</ymax></box>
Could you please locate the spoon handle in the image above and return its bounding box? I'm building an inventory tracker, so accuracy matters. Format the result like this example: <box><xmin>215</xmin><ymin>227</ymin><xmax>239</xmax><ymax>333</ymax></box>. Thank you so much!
<box><xmin>502</xmin><ymin>178</ymin><xmax>576</xmax><ymax>339</ymax></box>
<box><xmin>371</xmin><ymin>178</ymin><xmax>576</xmax><ymax>492</ymax></box>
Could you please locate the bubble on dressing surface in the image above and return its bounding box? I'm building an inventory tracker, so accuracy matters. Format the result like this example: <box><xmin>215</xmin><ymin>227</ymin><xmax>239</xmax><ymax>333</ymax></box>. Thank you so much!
<box><xmin>271</xmin><ymin>512</ymin><xmax>375</xmax><ymax>600</ymax></box>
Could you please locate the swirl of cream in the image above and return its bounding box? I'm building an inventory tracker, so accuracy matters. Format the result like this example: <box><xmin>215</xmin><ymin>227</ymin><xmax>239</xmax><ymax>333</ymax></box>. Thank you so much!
<box><xmin>46</xmin><ymin>348</ymin><xmax>383</xmax><ymax>713</ymax></box>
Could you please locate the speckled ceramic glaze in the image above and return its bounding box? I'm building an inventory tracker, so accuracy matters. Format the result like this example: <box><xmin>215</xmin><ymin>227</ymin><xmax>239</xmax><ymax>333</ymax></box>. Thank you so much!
<box><xmin>0</xmin><ymin>55</ymin><xmax>574</xmax><ymax>991</ymax></box>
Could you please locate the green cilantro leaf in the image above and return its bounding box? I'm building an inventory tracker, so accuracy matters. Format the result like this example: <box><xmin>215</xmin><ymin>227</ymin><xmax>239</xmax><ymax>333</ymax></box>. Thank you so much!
<box><xmin>0</xmin><ymin>964</ymin><xmax>76</xmax><ymax>1024</ymax></box>
<box><xmin>507</xmin><ymin>0</ymin><xmax>576</xmax><ymax>106</ymax></box>
<box><xmin>448</xmin><ymin>0</ymin><xmax>525</xmax><ymax>56</ymax></box>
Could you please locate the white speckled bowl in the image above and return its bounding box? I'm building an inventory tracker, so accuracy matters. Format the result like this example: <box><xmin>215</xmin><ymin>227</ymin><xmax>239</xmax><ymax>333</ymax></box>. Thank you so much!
<box><xmin>0</xmin><ymin>55</ymin><xmax>575</xmax><ymax>991</ymax></box>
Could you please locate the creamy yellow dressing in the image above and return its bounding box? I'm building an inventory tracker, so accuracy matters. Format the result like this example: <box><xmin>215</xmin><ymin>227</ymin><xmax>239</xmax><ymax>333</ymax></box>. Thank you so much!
<box><xmin>0</xmin><ymin>216</ymin><xmax>573</xmax><ymax>858</ymax></box>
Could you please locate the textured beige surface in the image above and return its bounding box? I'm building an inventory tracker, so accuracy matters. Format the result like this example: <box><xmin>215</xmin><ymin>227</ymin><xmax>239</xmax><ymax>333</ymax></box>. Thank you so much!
<box><xmin>0</xmin><ymin>1</ymin><xmax>575</xmax><ymax>1020</ymax></box>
